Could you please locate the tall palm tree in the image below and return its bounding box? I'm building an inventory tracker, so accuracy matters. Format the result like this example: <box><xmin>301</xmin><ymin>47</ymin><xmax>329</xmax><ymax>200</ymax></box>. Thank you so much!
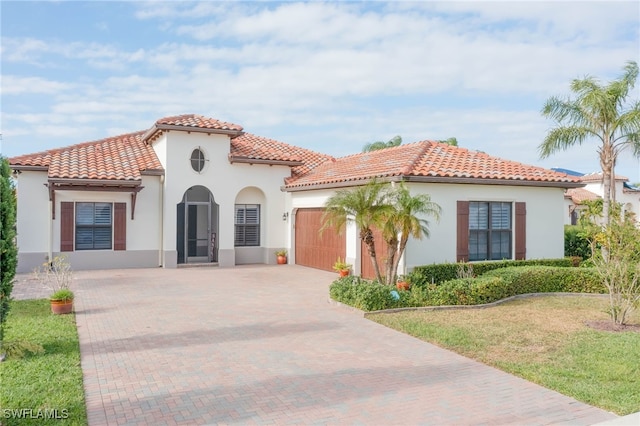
<box><xmin>322</xmin><ymin>179</ymin><xmax>392</xmax><ymax>282</ymax></box>
<box><xmin>539</xmin><ymin>61</ymin><xmax>640</xmax><ymax>226</ymax></box>
<box><xmin>382</xmin><ymin>183</ymin><xmax>441</xmax><ymax>285</ymax></box>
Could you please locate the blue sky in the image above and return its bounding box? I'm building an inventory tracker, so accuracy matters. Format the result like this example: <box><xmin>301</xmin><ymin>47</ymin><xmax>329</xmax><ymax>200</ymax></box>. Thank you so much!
<box><xmin>2</xmin><ymin>1</ymin><xmax>640</xmax><ymax>181</ymax></box>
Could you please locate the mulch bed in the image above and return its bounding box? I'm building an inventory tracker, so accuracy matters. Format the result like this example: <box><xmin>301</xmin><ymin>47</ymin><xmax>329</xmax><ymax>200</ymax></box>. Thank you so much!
<box><xmin>585</xmin><ymin>320</ymin><xmax>640</xmax><ymax>333</ymax></box>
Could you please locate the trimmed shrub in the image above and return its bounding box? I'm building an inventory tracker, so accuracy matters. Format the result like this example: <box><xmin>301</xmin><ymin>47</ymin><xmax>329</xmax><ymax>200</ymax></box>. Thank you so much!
<box><xmin>483</xmin><ymin>266</ymin><xmax>605</xmax><ymax>295</ymax></box>
<box><xmin>409</xmin><ymin>263</ymin><xmax>460</xmax><ymax>287</ymax></box>
<box><xmin>427</xmin><ymin>266</ymin><xmax>604</xmax><ymax>307</ymax></box>
<box><xmin>565</xmin><ymin>225</ymin><xmax>591</xmax><ymax>260</ymax></box>
<box><xmin>330</xmin><ymin>277</ymin><xmax>401</xmax><ymax>311</ymax></box>
<box><xmin>330</xmin><ymin>266</ymin><xmax>606</xmax><ymax>312</ymax></box>
<box><xmin>410</xmin><ymin>258</ymin><xmax>574</xmax><ymax>288</ymax></box>
<box><xmin>430</xmin><ymin>276</ymin><xmax>508</xmax><ymax>306</ymax></box>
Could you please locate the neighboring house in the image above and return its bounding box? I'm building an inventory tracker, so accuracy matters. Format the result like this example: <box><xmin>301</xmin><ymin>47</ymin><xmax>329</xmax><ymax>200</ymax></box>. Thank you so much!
<box><xmin>554</xmin><ymin>168</ymin><xmax>640</xmax><ymax>224</ymax></box>
<box><xmin>579</xmin><ymin>172</ymin><xmax>640</xmax><ymax>220</ymax></box>
<box><xmin>10</xmin><ymin>114</ymin><xmax>583</xmax><ymax>276</ymax></box>
<box><xmin>564</xmin><ymin>188</ymin><xmax>600</xmax><ymax>225</ymax></box>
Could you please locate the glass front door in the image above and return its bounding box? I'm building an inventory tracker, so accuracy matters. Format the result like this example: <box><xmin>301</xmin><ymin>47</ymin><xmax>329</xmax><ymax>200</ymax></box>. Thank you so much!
<box><xmin>186</xmin><ymin>203</ymin><xmax>210</xmax><ymax>263</ymax></box>
<box><xmin>177</xmin><ymin>186</ymin><xmax>218</xmax><ymax>265</ymax></box>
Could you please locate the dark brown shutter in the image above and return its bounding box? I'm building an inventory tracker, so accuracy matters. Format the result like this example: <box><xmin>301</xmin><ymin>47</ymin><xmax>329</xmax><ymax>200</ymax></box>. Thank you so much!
<box><xmin>114</xmin><ymin>203</ymin><xmax>126</xmax><ymax>251</ymax></box>
<box><xmin>515</xmin><ymin>202</ymin><xmax>526</xmax><ymax>260</ymax></box>
<box><xmin>60</xmin><ymin>202</ymin><xmax>74</xmax><ymax>252</ymax></box>
<box><xmin>456</xmin><ymin>201</ymin><xmax>469</xmax><ymax>262</ymax></box>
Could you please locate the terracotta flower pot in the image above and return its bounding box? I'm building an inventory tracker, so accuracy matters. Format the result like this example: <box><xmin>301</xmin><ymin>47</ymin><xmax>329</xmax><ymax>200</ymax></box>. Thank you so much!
<box><xmin>276</xmin><ymin>255</ymin><xmax>287</xmax><ymax>265</ymax></box>
<box><xmin>339</xmin><ymin>269</ymin><xmax>350</xmax><ymax>277</ymax></box>
<box><xmin>51</xmin><ymin>299</ymin><xmax>73</xmax><ymax>315</ymax></box>
<box><xmin>396</xmin><ymin>281</ymin><xmax>410</xmax><ymax>291</ymax></box>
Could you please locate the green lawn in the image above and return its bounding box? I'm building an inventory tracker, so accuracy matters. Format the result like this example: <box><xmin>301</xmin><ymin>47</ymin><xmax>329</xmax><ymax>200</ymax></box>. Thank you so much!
<box><xmin>368</xmin><ymin>296</ymin><xmax>640</xmax><ymax>416</ymax></box>
<box><xmin>0</xmin><ymin>300</ymin><xmax>87</xmax><ymax>425</ymax></box>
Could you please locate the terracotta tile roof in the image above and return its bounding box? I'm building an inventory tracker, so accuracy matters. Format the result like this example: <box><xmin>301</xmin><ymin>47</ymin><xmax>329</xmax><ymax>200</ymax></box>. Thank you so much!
<box><xmin>10</xmin><ymin>131</ymin><xmax>163</xmax><ymax>181</ymax></box>
<box><xmin>8</xmin><ymin>115</ymin><xmax>328</xmax><ymax>183</ymax></box>
<box><xmin>8</xmin><ymin>149</ymin><xmax>51</xmax><ymax>168</ymax></box>
<box><xmin>580</xmin><ymin>172</ymin><xmax>629</xmax><ymax>182</ymax></box>
<box><xmin>231</xmin><ymin>133</ymin><xmax>334</xmax><ymax>178</ymax></box>
<box><xmin>155</xmin><ymin>114</ymin><xmax>243</xmax><ymax>132</ymax></box>
<box><xmin>565</xmin><ymin>188</ymin><xmax>600</xmax><ymax>204</ymax></box>
<box><xmin>285</xmin><ymin>141</ymin><xmax>583</xmax><ymax>189</ymax></box>
<box><xmin>9</xmin><ymin>118</ymin><xmax>582</xmax><ymax>189</ymax></box>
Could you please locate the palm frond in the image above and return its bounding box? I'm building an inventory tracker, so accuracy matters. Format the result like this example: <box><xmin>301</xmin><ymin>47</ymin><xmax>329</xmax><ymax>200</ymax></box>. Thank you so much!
<box><xmin>538</xmin><ymin>127</ymin><xmax>592</xmax><ymax>158</ymax></box>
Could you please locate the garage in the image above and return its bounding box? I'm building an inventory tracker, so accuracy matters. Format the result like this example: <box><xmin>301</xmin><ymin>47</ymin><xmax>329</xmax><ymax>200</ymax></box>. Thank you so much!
<box><xmin>294</xmin><ymin>208</ymin><xmax>345</xmax><ymax>272</ymax></box>
<box><xmin>360</xmin><ymin>227</ymin><xmax>388</xmax><ymax>280</ymax></box>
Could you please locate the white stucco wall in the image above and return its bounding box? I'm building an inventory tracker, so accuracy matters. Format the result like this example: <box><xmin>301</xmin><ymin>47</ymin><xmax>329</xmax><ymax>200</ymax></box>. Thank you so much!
<box><xmin>403</xmin><ymin>182</ymin><xmax>566</xmax><ymax>271</ymax></box>
<box><xmin>14</xmin><ymin>171</ymin><xmax>50</xmax><ymax>272</ymax></box>
<box><xmin>14</xmin><ymin>171</ymin><xmax>163</xmax><ymax>272</ymax></box>
<box><xmin>153</xmin><ymin>130</ymin><xmax>291</xmax><ymax>267</ymax></box>
<box><xmin>51</xmin><ymin>176</ymin><xmax>162</xmax><ymax>270</ymax></box>
<box><xmin>289</xmin><ymin>182</ymin><xmax>567</xmax><ymax>275</ymax></box>
<box><xmin>582</xmin><ymin>179</ymin><xmax>640</xmax><ymax>220</ymax></box>
<box><xmin>620</xmin><ymin>190</ymin><xmax>640</xmax><ymax>219</ymax></box>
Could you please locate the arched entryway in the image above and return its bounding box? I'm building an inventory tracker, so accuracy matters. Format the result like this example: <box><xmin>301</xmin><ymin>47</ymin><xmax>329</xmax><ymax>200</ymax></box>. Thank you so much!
<box><xmin>177</xmin><ymin>186</ymin><xmax>219</xmax><ymax>264</ymax></box>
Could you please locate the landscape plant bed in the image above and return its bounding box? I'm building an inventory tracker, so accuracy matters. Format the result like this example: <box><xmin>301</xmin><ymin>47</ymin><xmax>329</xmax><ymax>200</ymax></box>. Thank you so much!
<box><xmin>0</xmin><ymin>299</ymin><xmax>87</xmax><ymax>425</ymax></box>
<box><xmin>368</xmin><ymin>295</ymin><xmax>640</xmax><ymax>416</ymax></box>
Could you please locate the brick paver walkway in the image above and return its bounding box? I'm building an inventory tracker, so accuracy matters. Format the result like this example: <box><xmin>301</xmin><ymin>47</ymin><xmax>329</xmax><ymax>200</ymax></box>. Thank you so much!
<box><xmin>15</xmin><ymin>265</ymin><xmax>618</xmax><ymax>425</ymax></box>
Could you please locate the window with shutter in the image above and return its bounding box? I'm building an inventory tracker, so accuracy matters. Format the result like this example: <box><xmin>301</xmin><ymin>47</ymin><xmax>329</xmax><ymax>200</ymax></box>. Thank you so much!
<box><xmin>75</xmin><ymin>202</ymin><xmax>113</xmax><ymax>250</ymax></box>
<box><xmin>234</xmin><ymin>204</ymin><xmax>260</xmax><ymax>246</ymax></box>
<box><xmin>468</xmin><ymin>201</ymin><xmax>512</xmax><ymax>261</ymax></box>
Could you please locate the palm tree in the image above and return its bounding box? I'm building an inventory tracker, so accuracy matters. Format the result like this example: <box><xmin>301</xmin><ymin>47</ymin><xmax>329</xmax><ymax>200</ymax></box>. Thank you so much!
<box><xmin>382</xmin><ymin>183</ymin><xmax>441</xmax><ymax>285</ymax></box>
<box><xmin>438</xmin><ymin>137</ymin><xmax>458</xmax><ymax>146</ymax></box>
<box><xmin>539</xmin><ymin>61</ymin><xmax>640</xmax><ymax>226</ymax></box>
<box><xmin>321</xmin><ymin>180</ymin><xmax>392</xmax><ymax>282</ymax></box>
<box><xmin>362</xmin><ymin>135</ymin><xmax>402</xmax><ymax>152</ymax></box>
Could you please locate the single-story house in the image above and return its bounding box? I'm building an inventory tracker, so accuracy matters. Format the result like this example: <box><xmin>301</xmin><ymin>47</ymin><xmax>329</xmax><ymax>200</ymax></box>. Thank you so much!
<box><xmin>9</xmin><ymin>114</ymin><xmax>583</xmax><ymax>276</ymax></box>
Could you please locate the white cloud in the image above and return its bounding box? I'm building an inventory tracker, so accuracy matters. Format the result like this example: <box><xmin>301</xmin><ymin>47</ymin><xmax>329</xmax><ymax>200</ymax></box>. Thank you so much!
<box><xmin>2</xmin><ymin>75</ymin><xmax>72</xmax><ymax>95</ymax></box>
<box><xmin>2</xmin><ymin>1</ymin><xmax>639</xmax><ymax>180</ymax></box>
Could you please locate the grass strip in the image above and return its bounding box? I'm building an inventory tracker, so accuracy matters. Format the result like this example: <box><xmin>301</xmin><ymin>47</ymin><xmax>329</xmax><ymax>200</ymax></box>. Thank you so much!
<box><xmin>368</xmin><ymin>296</ymin><xmax>640</xmax><ymax>415</ymax></box>
<box><xmin>0</xmin><ymin>300</ymin><xmax>87</xmax><ymax>425</ymax></box>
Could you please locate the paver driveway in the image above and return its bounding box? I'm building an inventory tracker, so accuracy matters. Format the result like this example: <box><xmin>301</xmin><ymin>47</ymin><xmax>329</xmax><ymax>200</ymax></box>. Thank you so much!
<box><xmin>69</xmin><ymin>265</ymin><xmax>616</xmax><ymax>425</ymax></box>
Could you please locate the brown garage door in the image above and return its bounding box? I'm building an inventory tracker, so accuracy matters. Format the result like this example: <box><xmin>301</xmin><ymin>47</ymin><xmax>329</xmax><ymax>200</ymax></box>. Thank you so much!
<box><xmin>361</xmin><ymin>226</ymin><xmax>388</xmax><ymax>280</ymax></box>
<box><xmin>295</xmin><ymin>208</ymin><xmax>346</xmax><ymax>272</ymax></box>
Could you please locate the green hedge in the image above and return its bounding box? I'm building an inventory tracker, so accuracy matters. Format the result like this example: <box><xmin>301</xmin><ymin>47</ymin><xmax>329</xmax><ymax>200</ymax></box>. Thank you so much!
<box><xmin>330</xmin><ymin>266</ymin><xmax>605</xmax><ymax>312</ymax></box>
<box><xmin>330</xmin><ymin>276</ymin><xmax>402</xmax><ymax>311</ymax></box>
<box><xmin>564</xmin><ymin>225</ymin><xmax>592</xmax><ymax>260</ymax></box>
<box><xmin>483</xmin><ymin>266</ymin><xmax>605</xmax><ymax>294</ymax></box>
<box><xmin>409</xmin><ymin>258</ymin><xmax>574</xmax><ymax>288</ymax></box>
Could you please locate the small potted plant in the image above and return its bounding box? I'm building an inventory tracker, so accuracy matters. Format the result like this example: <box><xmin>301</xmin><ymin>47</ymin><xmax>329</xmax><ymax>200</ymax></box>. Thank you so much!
<box><xmin>275</xmin><ymin>249</ymin><xmax>288</xmax><ymax>265</ymax></box>
<box><xmin>332</xmin><ymin>257</ymin><xmax>352</xmax><ymax>277</ymax></box>
<box><xmin>50</xmin><ymin>289</ymin><xmax>74</xmax><ymax>315</ymax></box>
<box><xmin>34</xmin><ymin>255</ymin><xmax>74</xmax><ymax>315</ymax></box>
<box><xmin>396</xmin><ymin>275</ymin><xmax>410</xmax><ymax>291</ymax></box>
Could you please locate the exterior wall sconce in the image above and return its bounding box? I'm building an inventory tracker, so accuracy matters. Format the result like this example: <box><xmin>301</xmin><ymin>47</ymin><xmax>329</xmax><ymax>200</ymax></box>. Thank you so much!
<box><xmin>282</xmin><ymin>212</ymin><xmax>289</xmax><ymax>221</ymax></box>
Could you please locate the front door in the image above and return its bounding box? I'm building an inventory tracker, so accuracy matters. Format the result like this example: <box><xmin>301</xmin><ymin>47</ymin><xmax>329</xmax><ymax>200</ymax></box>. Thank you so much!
<box><xmin>186</xmin><ymin>203</ymin><xmax>210</xmax><ymax>263</ymax></box>
<box><xmin>177</xmin><ymin>186</ymin><xmax>219</xmax><ymax>264</ymax></box>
